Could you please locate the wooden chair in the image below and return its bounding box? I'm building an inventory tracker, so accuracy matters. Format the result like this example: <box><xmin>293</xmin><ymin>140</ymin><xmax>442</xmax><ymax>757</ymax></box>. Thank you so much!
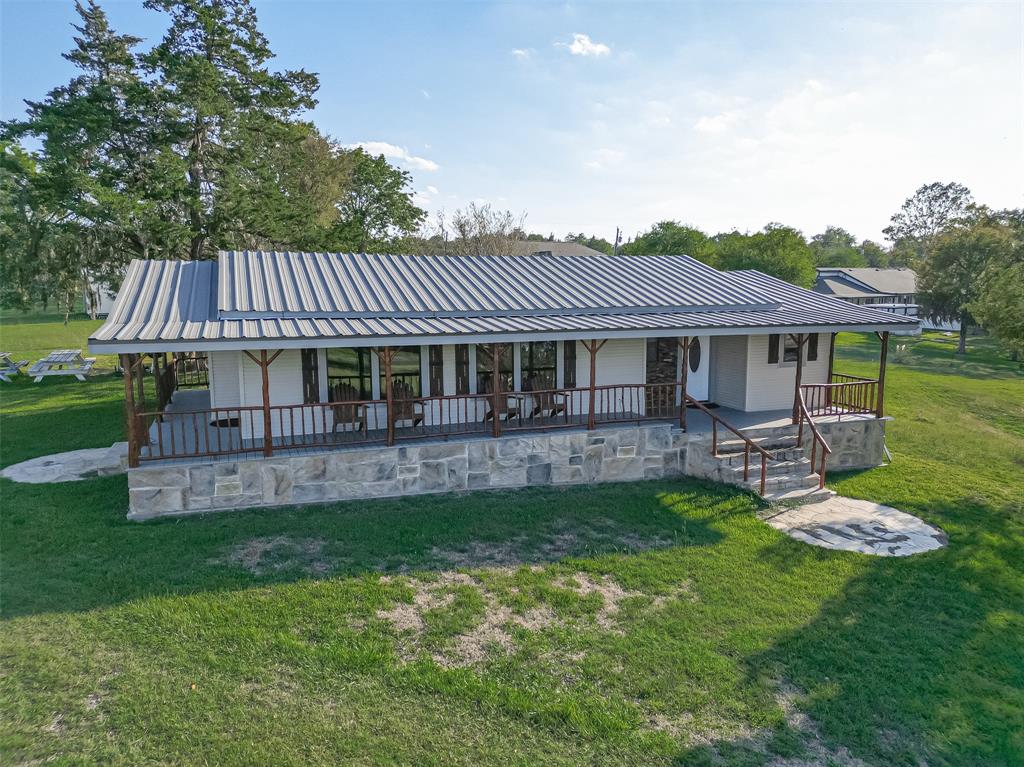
<box><xmin>329</xmin><ymin>382</ymin><xmax>367</xmax><ymax>434</ymax></box>
<box><xmin>481</xmin><ymin>378</ymin><xmax>521</xmax><ymax>423</ymax></box>
<box><xmin>391</xmin><ymin>380</ymin><xmax>425</xmax><ymax>428</ymax></box>
<box><xmin>523</xmin><ymin>375</ymin><xmax>566</xmax><ymax>420</ymax></box>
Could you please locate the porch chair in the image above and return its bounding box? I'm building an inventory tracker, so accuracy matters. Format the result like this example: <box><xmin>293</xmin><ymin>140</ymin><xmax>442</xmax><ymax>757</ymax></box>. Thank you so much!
<box><xmin>390</xmin><ymin>380</ymin><xmax>425</xmax><ymax>429</ymax></box>
<box><xmin>329</xmin><ymin>382</ymin><xmax>367</xmax><ymax>434</ymax></box>
<box><xmin>523</xmin><ymin>375</ymin><xmax>567</xmax><ymax>421</ymax></box>
<box><xmin>481</xmin><ymin>377</ymin><xmax>521</xmax><ymax>424</ymax></box>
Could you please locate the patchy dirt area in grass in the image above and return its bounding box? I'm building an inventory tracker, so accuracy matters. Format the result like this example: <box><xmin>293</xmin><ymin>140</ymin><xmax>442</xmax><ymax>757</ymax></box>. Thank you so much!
<box><xmin>214</xmin><ymin>536</ymin><xmax>333</xmax><ymax>576</ymax></box>
<box><xmin>376</xmin><ymin>569</ymin><xmax>693</xmax><ymax>668</ymax></box>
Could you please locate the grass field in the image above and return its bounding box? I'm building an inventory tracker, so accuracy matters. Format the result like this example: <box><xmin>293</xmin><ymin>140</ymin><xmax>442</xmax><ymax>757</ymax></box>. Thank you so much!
<box><xmin>1</xmin><ymin>327</ymin><xmax>1022</xmax><ymax>766</ymax></box>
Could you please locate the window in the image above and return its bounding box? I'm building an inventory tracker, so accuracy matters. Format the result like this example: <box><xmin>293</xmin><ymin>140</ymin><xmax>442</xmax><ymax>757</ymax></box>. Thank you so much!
<box><xmin>521</xmin><ymin>341</ymin><xmax>557</xmax><ymax>389</ymax></box>
<box><xmin>428</xmin><ymin>346</ymin><xmax>444</xmax><ymax>396</ymax></box>
<box><xmin>563</xmin><ymin>341</ymin><xmax>576</xmax><ymax>388</ymax></box>
<box><xmin>326</xmin><ymin>347</ymin><xmax>372</xmax><ymax>400</ymax></box>
<box><xmin>783</xmin><ymin>335</ymin><xmax>800</xmax><ymax>363</ymax></box>
<box><xmin>768</xmin><ymin>334</ymin><xmax>780</xmax><ymax>364</ymax></box>
<box><xmin>381</xmin><ymin>346</ymin><xmax>422</xmax><ymax>397</ymax></box>
<box><xmin>301</xmin><ymin>349</ymin><xmax>320</xmax><ymax>404</ymax></box>
<box><xmin>689</xmin><ymin>338</ymin><xmax>702</xmax><ymax>373</ymax></box>
<box><xmin>455</xmin><ymin>345</ymin><xmax>470</xmax><ymax>395</ymax></box>
<box><xmin>807</xmin><ymin>333</ymin><xmax>819</xmax><ymax>362</ymax></box>
<box><xmin>645</xmin><ymin>338</ymin><xmax>677</xmax><ymax>384</ymax></box>
<box><xmin>476</xmin><ymin>344</ymin><xmax>513</xmax><ymax>392</ymax></box>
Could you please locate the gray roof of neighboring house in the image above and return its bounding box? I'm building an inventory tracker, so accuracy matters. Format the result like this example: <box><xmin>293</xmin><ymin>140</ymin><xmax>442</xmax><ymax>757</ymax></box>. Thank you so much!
<box><xmin>815</xmin><ymin>267</ymin><xmax>917</xmax><ymax>296</ymax></box>
<box><xmin>89</xmin><ymin>252</ymin><xmax>918</xmax><ymax>352</ymax></box>
<box><xmin>505</xmin><ymin>240</ymin><xmax>605</xmax><ymax>257</ymax></box>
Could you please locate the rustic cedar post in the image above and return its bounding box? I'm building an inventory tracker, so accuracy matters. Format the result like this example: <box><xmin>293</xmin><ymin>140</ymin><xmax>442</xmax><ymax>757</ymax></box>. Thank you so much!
<box><xmin>382</xmin><ymin>346</ymin><xmax>396</xmax><ymax>445</ymax></box>
<box><xmin>121</xmin><ymin>353</ymin><xmax>139</xmax><ymax>468</ymax></box>
<box><xmin>136</xmin><ymin>355</ymin><xmax>146</xmax><ymax>413</ymax></box>
<box><xmin>677</xmin><ymin>336</ymin><xmax>690</xmax><ymax>430</ymax></box>
<box><xmin>243</xmin><ymin>350</ymin><xmax>283</xmax><ymax>457</ymax></box>
<box><xmin>876</xmin><ymin>331</ymin><xmax>890</xmax><ymax>418</ymax></box>
<box><xmin>491</xmin><ymin>343</ymin><xmax>503</xmax><ymax>438</ymax></box>
<box><xmin>825</xmin><ymin>332</ymin><xmax>837</xmax><ymax>409</ymax></box>
<box><xmin>582</xmin><ymin>339</ymin><xmax>606</xmax><ymax>431</ymax></box>
<box><xmin>791</xmin><ymin>333</ymin><xmax>805</xmax><ymax>424</ymax></box>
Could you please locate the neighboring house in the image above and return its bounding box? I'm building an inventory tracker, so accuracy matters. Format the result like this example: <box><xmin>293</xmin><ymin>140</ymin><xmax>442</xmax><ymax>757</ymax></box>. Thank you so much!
<box><xmin>89</xmin><ymin>251</ymin><xmax>917</xmax><ymax>519</ymax></box>
<box><xmin>814</xmin><ymin>267</ymin><xmax>958</xmax><ymax>332</ymax></box>
<box><xmin>82</xmin><ymin>275</ymin><xmax>117</xmax><ymax>319</ymax></box>
<box><xmin>507</xmin><ymin>240</ymin><xmax>606</xmax><ymax>257</ymax></box>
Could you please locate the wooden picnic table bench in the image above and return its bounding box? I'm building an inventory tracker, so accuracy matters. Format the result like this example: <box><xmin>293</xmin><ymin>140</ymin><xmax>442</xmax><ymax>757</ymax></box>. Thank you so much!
<box><xmin>28</xmin><ymin>349</ymin><xmax>96</xmax><ymax>382</ymax></box>
<box><xmin>0</xmin><ymin>352</ymin><xmax>29</xmax><ymax>382</ymax></box>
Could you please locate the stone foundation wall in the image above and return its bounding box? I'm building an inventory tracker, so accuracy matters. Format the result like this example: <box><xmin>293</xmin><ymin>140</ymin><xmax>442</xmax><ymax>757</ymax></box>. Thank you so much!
<box><xmin>126</xmin><ymin>418</ymin><xmax>887</xmax><ymax>520</ymax></box>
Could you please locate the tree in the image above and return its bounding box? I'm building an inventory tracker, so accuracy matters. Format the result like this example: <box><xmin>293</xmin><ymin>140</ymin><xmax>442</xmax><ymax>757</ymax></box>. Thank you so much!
<box><xmin>565</xmin><ymin>232</ymin><xmax>613</xmax><ymax>255</ymax></box>
<box><xmin>809</xmin><ymin>226</ymin><xmax>865</xmax><ymax>267</ymax></box>
<box><xmin>967</xmin><ymin>209</ymin><xmax>1024</xmax><ymax>359</ymax></box>
<box><xmin>858</xmin><ymin>240</ymin><xmax>891</xmax><ymax>268</ymax></box>
<box><xmin>428</xmin><ymin>203</ymin><xmax>527</xmax><ymax>256</ymax></box>
<box><xmin>333</xmin><ymin>149</ymin><xmax>425</xmax><ymax>252</ymax></box>
<box><xmin>621</xmin><ymin>221</ymin><xmax>715</xmax><ymax>264</ymax></box>
<box><xmin>884</xmin><ymin>182</ymin><xmax>973</xmax><ymax>264</ymax></box>
<box><xmin>714</xmin><ymin>224</ymin><xmax>816</xmax><ymax>287</ymax></box>
<box><xmin>919</xmin><ymin>218</ymin><xmax>1012</xmax><ymax>354</ymax></box>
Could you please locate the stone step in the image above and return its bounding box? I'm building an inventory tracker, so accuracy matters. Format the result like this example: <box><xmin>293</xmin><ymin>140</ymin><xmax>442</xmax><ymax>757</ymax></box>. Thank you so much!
<box><xmin>727</xmin><ymin>458</ymin><xmax>812</xmax><ymax>478</ymax></box>
<box><xmin>760</xmin><ymin>486</ymin><xmax>835</xmax><ymax>506</ymax></box>
<box><xmin>715</xmin><ymin>435</ymin><xmax>800</xmax><ymax>454</ymax></box>
<box><xmin>747</xmin><ymin>473</ymin><xmax>822</xmax><ymax>493</ymax></box>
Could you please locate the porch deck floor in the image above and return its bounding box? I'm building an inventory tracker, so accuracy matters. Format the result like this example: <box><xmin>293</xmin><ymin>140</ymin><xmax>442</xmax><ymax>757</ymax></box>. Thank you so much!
<box><xmin>141</xmin><ymin>389</ymin><xmax>875</xmax><ymax>466</ymax></box>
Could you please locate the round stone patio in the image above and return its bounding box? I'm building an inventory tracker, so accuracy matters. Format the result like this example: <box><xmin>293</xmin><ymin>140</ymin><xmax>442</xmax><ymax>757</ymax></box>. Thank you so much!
<box><xmin>763</xmin><ymin>496</ymin><xmax>947</xmax><ymax>556</ymax></box>
<box><xmin>1</xmin><ymin>443</ymin><xmax>128</xmax><ymax>483</ymax></box>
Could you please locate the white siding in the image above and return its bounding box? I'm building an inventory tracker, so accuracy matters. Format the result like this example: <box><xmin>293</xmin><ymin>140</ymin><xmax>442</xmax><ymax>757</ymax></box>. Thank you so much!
<box><xmin>709</xmin><ymin>336</ymin><xmax>748</xmax><ymax>410</ymax></box>
<box><xmin>574</xmin><ymin>338</ymin><xmax>646</xmax><ymax>415</ymax></box>
<box><xmin>208</xmin><ymin>351</ymin><xmax>241</xmax><ymax>410</ymax></box>
<box><xmin>744</xmin><ymin>334</ymin><xmax>829</xmax><ymax>411</ymax></box>
<box><xmin>239</xmin><ymin>349</ymin><xmax>308</xmax><ymax>439</ymax></box>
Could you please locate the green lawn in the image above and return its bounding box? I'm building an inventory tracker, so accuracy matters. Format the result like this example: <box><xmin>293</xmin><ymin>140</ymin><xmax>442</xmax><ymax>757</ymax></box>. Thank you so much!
<box><xmin>1</xmin><ymin>331</ymin><xmax>1022</xmax><ymax>766</ymax></box>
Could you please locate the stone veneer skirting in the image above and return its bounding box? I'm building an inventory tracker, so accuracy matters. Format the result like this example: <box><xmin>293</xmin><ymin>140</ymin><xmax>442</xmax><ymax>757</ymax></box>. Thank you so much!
<box><xmin>126</xmin><ymin>419</ymin><xmax>887</xmax><ymax>520</ymax></box>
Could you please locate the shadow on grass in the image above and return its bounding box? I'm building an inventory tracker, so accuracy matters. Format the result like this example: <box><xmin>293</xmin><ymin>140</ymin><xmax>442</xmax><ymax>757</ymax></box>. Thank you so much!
<box><xmin>675</xmin><ymin>492</ymin><xmax>1024</xmax><ymax>766</ymax></box>
<box><xmin>0</xmin><ymin>475</ymin><xmax>738</xmax><ymax>619</ymax></box>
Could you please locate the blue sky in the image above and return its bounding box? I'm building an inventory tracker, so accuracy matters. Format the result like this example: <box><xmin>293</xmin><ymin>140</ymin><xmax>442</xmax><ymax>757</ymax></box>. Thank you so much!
<box><xmin>2</xmin><ymin>0</ymin><xmax>1021</xmax><ymax>243</ymax></box>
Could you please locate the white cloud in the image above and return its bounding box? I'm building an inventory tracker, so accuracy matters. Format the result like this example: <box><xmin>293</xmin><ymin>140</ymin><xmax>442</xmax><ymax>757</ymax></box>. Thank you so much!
<box><xmin>585</xmin><ymin>147</ymin><xmax>625</xmax><ymax>170</ymax></box>
<box><xmin>558</xmin><ymin>33</ymin><xmax>610</xmax><ymax>57</ymax></box>
<box><xmin>511</xmin><ymin>48</ymin><xmax>531</xmax><ymax>60</ymax></box>
<box><xmin>693</xmin><ymin>110</ymin><xmax>740</xmax><ymax>134</ymax></box>
<box><xmin>344</xmin><ymin>141</ymin><xmax>440</xmax><ymax>172</ymax></box>
<box><xmin>426</xmin><ymin>185</ymin><xmax>439</xmax><ymax>195</ymax></box>
<box><xmin>420</xmin><ymin>89</ymin><xmax>431</xmax><ymax>99</ymax></box>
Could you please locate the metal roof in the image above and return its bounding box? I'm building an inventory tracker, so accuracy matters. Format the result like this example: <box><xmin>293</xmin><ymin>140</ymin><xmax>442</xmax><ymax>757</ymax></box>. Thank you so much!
<box><xmin>217</xmin><ymin>250</ymin><xmax>775</xmax><ymax>317</ymax></box>
<box><xmin>815</xmin><ymin>267</ymin><xmax>917</xmax><ymax>296</ymax></box>
<box><xmin>89</xmin><ymin>254</ymin><xmax>918</xmax><ymax>352</ymax></box>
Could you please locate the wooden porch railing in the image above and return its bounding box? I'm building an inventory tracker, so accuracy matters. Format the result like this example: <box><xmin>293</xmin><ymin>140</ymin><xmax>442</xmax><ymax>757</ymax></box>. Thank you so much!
<box><xmin>795</xmin><ymin>393</ymin><xmax>831</xmax><ymax>490</ymax></box>
<box><xmin>684</xmin><ymin>394</ymin><xmax>774</xmax><ymax>496</ymax></box>
<box><xmin>800</xmin><ymin>373</ymin><xmax>879</xmax><ymax>418</ymax></box>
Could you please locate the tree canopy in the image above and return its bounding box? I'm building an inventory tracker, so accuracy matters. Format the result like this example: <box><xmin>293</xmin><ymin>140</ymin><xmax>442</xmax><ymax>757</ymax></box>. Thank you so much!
<box><xmin>714</xmin><ymin>224</ymin><xmax>817</xmax><ymax>287</ymax></box>
<box><xmin>621</xmin><ymin>221</ymin><xmax>715</xmax><ymax>264</ymax></box>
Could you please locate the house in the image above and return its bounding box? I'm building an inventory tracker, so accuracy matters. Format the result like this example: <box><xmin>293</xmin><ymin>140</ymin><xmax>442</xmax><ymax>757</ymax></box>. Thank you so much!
<box><xmin>506</xmin><ymin>240</ymin><xmax>606</xmax><ymax>257</ymax></box>
<box><xmin>89</xmin><ymin>251</ymin><xmax>918</xmax><ymax>520</ymax></box>
<box><xmin>814</xmin><ymin>267</ymin><xmax>957</xmax><ymax>331</ymax></box>
<box><xmin>82</xmin><ymin>274</ymin><xmax>117</xmax><ymax>319</ymax></box>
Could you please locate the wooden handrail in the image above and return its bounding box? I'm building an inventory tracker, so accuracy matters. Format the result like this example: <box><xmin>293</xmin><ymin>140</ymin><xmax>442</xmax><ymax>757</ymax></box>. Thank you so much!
<box><xmin>795</xmin><ymin>393</ymin><xmax>831</xmax><ymax>490</ymax></box>
<box><xmin>684</xmin><ymin>393</ymin><xmax>773</xmax><ymax>495</ymax></box>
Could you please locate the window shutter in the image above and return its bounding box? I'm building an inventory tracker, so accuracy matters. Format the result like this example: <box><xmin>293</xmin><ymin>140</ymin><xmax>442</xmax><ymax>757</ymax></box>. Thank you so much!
<box><xmin>454</xmin><ymin>345</ymin><xmax>470</xmax><ymax>395</ymax></box>
<box><xmin>563</xmin><ymin>340</ymin><xmax>577</xmax><ymax>387</ymax></box>
<box><xmin>768</xmin><ymin>334</ymin><xmax>780</xmax><ymax>364</ymax></box>
<box><xmin>807</xmin><ymin>333</ymin><xmax>819</xmax><ymax>362</ymax></box>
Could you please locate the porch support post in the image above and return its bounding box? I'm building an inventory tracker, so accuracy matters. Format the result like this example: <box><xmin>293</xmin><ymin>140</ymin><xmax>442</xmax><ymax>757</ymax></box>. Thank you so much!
<box><xmin>791</xmin><ymin>333</ymin><xmax>805</xmax><ymax>424</ymax></box>
<box><xmin>244</xmin><ymin>349</ymin><xmax>283</xmax><ymax>457</ymax></box>
<box><xmin>826</xmin><ymin>332</ymin><xmax>837</xmax><ymax>409</ymax></box>
<box><xmin>583</xmin><ymin>339</ymin><xmax>606</xmax><ymax>431</ymax></box>
<box><xmin>678</xmin><ymin>336</ymin><xmax>690</xmax><ymax>431</ymax></box>
<box><xmin>136</xmin><ymin>354</ymin><xmax>146</xmax><ymax>412</ymax></box>
<box><xmin>121</xmin><ymin>353</ymin><xmax>139</xmax><ymax>468</ymax></box>
<box><xmin>876</xmin><ymin>330</ymin><xmax>889</xmax><ymax>418</ymax></box>
<box><xmin>491</xmin><ymin>343</ymin><xmax>503</xmax><ymax>438</ymax></box>
<box><xmin>377</xmin><ymin>347</ymin><xmax>396</xmax><ymax>446</ymax></box>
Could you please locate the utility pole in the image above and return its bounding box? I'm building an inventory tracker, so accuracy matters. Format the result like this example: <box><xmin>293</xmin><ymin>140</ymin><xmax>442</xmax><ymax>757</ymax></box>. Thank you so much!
<box><xmin>613</xmin><ymin>227</ymin><xmax>622</xmax><ymax>255</ymax></box>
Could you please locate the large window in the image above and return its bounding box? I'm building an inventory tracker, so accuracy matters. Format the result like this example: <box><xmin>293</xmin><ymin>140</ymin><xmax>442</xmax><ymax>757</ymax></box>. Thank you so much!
<box><xmin>455</xmin><ymin>345</ymin><xmax>470</xmax><ymax>395</ymax></box>
<box><xmin>428</xmin><ymin>346</ymin><xmax>444</xmax><ymax>396</ymax></box>
<box><xmin>301</xmin><ymin>349</ymin><xmax>320</xmax><ymax>404</ymax></box>
<box><xmin>326</xmin><ymin>347</ymin><xmax>372</xmax><ymax>400</ymax></box>
<box><xmin>476</xmin><ymin>344</ymin><xmax>513</xmax><ymax>392</ymax></box>
<box><xmin>521</xmin><ymin>341</ymin><xmax>557</xmax><ymax>389</ymax></box>
<box><xmin>563</xmin><ymin>340</ymin><xmax>576</xmax><ymax>388</ymax></box>
<box><xmin>381</xmin><ymin>346</ymin><xmax>422</xmax><ymax>397</ymax></box>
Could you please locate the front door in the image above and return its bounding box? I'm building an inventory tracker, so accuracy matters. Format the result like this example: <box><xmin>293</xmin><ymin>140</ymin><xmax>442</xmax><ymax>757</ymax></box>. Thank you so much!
<box><xmin>685</xmin><ymin>335</ymin><xmax>710</xmax><ymax>401</ymax></box>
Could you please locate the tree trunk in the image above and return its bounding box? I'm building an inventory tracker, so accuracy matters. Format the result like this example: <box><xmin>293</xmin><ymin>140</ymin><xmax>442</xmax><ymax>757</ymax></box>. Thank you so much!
<box><xmin>957</xmin><ymin>311</ymin><xmax>968</xmax><ymax>354</ymax></box>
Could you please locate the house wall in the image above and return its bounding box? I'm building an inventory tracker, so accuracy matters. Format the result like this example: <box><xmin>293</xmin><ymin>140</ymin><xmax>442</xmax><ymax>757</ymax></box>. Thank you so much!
<box><xmin>208</xmin><ymin>351</ymin><xmax>241</xmax><ymax>410</ymax></box>
<box><xmin>744</xmin><ymin>334</ymin><xmax>830</xmax><ymax>412</ymax></box>
<box><xmin>709</xmin><ymin>336</ymin><xmax>748</xmax><ymax>410</ymax></box>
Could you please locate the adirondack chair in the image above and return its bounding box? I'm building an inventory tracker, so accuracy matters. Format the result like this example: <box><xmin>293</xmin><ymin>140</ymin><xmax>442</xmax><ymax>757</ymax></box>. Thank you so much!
<box><xmin>481</xmin><ymin>377</ymin><xmax>521</xmax><ymax>423</ymax></box>
<box><xmin>523</xmin><ymin>375</ymin><xmax>567</xmax><ymax>420</ymax></box>
<box><xmin>329</xmin><ymin>382</ymin><xmax>367</xmax><ymax>434</ymax></box>
<box><xmin>390</xmin><ymin>380</ymin><xmax>425</xmax><ymax>428</ymax></box>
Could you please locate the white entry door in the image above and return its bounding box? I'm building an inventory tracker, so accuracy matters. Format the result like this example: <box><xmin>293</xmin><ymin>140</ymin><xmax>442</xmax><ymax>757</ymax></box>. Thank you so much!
<box><xmin>685</xmin><ymin>335</ymin><xmax>710</xmax><ymax>401</ymax></box>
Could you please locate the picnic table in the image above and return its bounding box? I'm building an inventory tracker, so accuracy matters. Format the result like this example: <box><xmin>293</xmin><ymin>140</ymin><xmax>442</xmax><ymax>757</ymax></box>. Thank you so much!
<box><xmin>0</xmin><ymin>352</ymin><xmax>29</xmax><ymax>382</ymax></box>
<box><xmin>28</xmin><ymin>349</ymin><xmax>96</xmax><ymax>382</ymax></box>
